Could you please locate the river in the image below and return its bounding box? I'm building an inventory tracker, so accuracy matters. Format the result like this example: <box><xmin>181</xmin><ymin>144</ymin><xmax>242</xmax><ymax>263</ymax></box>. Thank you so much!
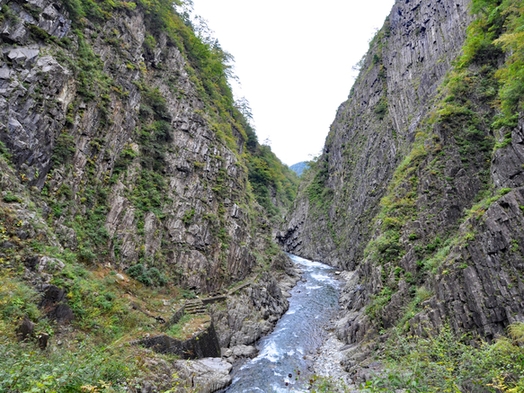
<box><xmin>223</xmin><ymin>254</ymin><xmax>342</xmax><ymax>392</ymax></box>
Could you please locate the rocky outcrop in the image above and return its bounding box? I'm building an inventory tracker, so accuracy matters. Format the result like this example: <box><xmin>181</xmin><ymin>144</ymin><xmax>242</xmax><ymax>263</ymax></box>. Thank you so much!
<box><xmin>173</xmin><ymin>358</ymin><xmax>232</xmax><ymax>393</ymax></box>
<box><xmin>211</xmin><ymin>258</ymin><xmax>301</xmax><ymax>348</ymax></box>
<box><xmin>139</xmin><ymin>322</ymin><xmax>221</xmax><ymax>359</ymax></box>
<box><xmin>0</xmin><ymin>1</ymin><xmax>299</xmax><ymax>390</ymax></box>
<box><xmin>281</xmin><ymin>0</ymin><xmax>472</xmax><ymax>269</ymax></box>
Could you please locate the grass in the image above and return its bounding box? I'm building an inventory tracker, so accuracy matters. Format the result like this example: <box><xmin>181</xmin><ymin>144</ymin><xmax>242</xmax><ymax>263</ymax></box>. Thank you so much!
<box><xmin>166</xmin><ymin>314</ymin><xmax>211</xmax><ymax>340</ymax></box>
<box><xmin>360</xmin><ymin>323</ymin><xmax>524</xmax><ymax>393</ymax></box>
<box><xmin>0</xmin><ymin>228</ymin><xmax>189</xmax><ymax>390</ymax></box>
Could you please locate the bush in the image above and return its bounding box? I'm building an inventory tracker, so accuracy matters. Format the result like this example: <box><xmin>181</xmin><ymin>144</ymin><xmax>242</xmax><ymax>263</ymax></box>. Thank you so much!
<box><xmin>361</xmin><ymin>323</ymin><xmax>524</xmax><ymax>393</ymax></box>
<box><xmin>2</xmin><ymin>191</ymin><xmax>22</xmax><ymax>203</ymax></box>
<box><xmin>127</xmin><ymin>263</ymin><xmax>167</xmax><ymax>287</ymax></box>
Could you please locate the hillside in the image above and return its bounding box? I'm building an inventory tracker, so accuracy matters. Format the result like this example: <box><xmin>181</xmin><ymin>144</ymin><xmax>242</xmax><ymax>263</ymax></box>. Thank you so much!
<box><xmin>281</xmin><ymin>0</ymin><xmax>524</xmax><ymax>389</ymax></box>
<box><xmin>0</xmin><ymin>0</ymin><xmax>298</xmax><ymax>390</ymax></box>
<box><xmin>289</xmin><ymin>161</ymin><xmax>309</xmax><ymax>177</ymax></box>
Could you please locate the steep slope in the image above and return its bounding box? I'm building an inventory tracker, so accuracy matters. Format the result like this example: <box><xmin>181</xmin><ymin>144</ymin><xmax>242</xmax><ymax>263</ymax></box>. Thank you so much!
<box><xmin>0</xmin><ymin>0</ymin><xmax>297</xmax><ymax>291</ymax></box>
<box><xmin>0</xmin><ymin>0</ymin><xmax>298</xmax><ymax>390</ymax></box>
<box><xmin>283</xmin><ymin>0</ymin><xmax>524</xmax><ymax>365</ymax></box>
<box><xmin>280</xmin><ymin>0</ymin><xmax>472</xmax><ymax>269</ymax></box>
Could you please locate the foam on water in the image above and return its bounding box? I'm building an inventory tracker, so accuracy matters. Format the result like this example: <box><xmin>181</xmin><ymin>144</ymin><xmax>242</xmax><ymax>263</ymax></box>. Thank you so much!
<box><xmin>305</xmin><ymin>284</ymin><xmax>322</xmax><ymax>290</ymax></box>
<box><xmin>256</xmin><ymin>340</ymin><xmax>281</xmax><ymax>363</ymax></box>
<box><xmin>223</xmin><ymin>254</ymin><xmax>341</xmax><ymax>392</ymax></box>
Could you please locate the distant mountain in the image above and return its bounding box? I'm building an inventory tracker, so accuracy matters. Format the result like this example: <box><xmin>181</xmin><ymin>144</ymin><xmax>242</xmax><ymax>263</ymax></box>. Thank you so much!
<box><xmin>289</xmin><ymin>161</ymin><xmax>309</xmax><ymax>176</ymax></box>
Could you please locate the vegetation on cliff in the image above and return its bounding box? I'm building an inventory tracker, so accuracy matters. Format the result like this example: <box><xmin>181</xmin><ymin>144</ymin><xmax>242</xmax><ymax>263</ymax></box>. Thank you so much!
<box><xmin>0</xmin><ymin>0</ymin><xmax>297</xmax><ymax>390</ymax></box>
<box><xmin>363</xmin><ymin>0</ymin><xmax>524</xmax><ymax>338</ymax></box>
<box><xmin>361</xmin><ymin>323</ymin><xmax>524</xmax><ymax>392</ymax></box>
<box><xmin>284</xmin><ymin>0</ymin><xmax>524</xmax><ymax>390</ymax></box>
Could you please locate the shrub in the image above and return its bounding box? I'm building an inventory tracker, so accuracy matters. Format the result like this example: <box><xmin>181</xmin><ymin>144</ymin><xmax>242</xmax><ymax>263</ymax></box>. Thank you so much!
<box><xmin>127</xmin><ymin>263</ymin><xmax>167</xmax><ymax>287</ymax></box>
<box><xmin>361</xmin><ymin>323</ymin><xmax>524</xmax><ymax>393</ymax></box>
<box><xmin>2</xmin><ymin>192</ymin><xmax>22</xmax><ymax>203</ymax></box>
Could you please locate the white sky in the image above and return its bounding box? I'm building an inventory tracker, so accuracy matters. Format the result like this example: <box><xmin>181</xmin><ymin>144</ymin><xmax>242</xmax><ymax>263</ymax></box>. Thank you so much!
<box><xmin>191</xmin><ymin>0</ymin><xmax>395</xmax><ymax>166</ymax></box>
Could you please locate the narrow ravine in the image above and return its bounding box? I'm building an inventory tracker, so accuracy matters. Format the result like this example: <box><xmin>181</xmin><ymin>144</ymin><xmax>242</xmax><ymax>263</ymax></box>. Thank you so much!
<box><xmin>223</xmin><ymin>254</ymin><xmax>342</xmax><ymax>392</ymax></box>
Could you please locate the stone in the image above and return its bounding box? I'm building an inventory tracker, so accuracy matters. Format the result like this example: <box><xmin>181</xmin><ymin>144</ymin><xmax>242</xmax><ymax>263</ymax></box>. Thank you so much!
<box><xmin>138</xmin><ymin>322</ymin><xmax>221</xmax><ymax>359</ymax></box>
<box><xmin>0</xmin><ymin>241</ymin><xmax>15</xmax><ymax>249</ymax></box>
<box><xmin>47</xmin><ymin>303</ymin><xmax>74</xmax><ymax>324</ymax></box>
<box><xmin>24</xmin><ymin>255</ymin><xmax>39</xmax><ymax>271</ymax></box>
<box><xmin>16</xmin><ymin>317</ymin><xmax>34</xmax><ymax>341</ymax></box>
<box><xmin>7</xmin><ymin>48</ymin><xmax>40</xmax><ymax>65</ymax></box>
<box><xmin>37</xmin><ymin>256</ymin><xmax>65</xmax><ymax>273</ymax></box>
<box><xmin>173</xmin><ymin>357</ymin><xmax>232</xmax><ymax>393</ymax></box>
<box><xmin>231</xmin><ymin>344</ymin><xmax>257</xmax><ymax>359</ymax></box>
<box><xmin>39</xmin><ymin>285</ymin><xmax>65</xmax><ymax>309</ymax></box>
<box><xmin>38</xmin><ymin>333</ymin><xmax>49</xmax><ymax>350</ymax></box>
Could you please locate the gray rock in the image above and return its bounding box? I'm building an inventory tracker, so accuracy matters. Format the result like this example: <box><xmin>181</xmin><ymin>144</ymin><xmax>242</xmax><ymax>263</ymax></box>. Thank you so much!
<box><xmin>281</xmin><ymin>0</ymin><xmax>472</xmax><ymax>270</ymax></box>
<box><xmin>173</xmin><ymin>357</ymin><xmax>232</xmax><ymax>393</ymax></box>
<box><xmin>231</xmin><ymin>344</ymin><xmax>257</xmax><ymax>359</ymax></box>
<box><xmin>16</xmin><ymin>317</ymin><xmax>35</xmax><ymax>341</ymax></box>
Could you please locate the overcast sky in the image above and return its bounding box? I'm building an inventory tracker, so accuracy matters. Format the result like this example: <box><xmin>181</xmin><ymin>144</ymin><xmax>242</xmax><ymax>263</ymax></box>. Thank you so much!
<box><xmin>191</xmin><ymin>0</ymin><xmax>395</xmax><ymax>166</ymax></box>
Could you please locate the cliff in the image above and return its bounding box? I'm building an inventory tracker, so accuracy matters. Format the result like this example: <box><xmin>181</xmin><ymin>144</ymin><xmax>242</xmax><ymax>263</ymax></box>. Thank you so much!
<box><xmin>282</xmin><ymin>0</ymin><xmax>524</xmax><ymax>364</ymax></box>
<box><xmin>0</xmin><ymin>0</ymin><xmax>298</xmax><ymax>390</ymax></box>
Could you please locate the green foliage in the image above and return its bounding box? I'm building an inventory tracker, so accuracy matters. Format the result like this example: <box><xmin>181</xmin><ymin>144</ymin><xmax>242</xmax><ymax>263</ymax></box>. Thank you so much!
<box><xmin>130</xmin><ymin>169</ymin><xmax>168</xmax><ymax>216</ymax></box>
<box><xmin>139</xmin><ymin>86</ymin><xmax>170</xmax><ymax>121</ymax></box>
<box><xmin>247</xmin><ymin>144</ymin><xmax>299</xmax><ymax>219</ymax></box>
<box><xmin>367</xmin><ymin>229</ymin><xmax>403</xmax><ymax>264</ymax></box>
<box><xmin>0</xmin><ymin>3</ymin><xmax>17</xmax><ymax>24</ymax></box>
<box><xmin>2</xmin><ymin>191</ymin><xmax>22</xmax><ymax>203</ymax></box>
<box><xmin>374</xmin><ymin>96</ymin><xmax>388</xmax><ymax>120</ymax></box>
<box><xmin>0</xmin><ymin>140</ymin><xmax>11</xmax><ymax>161</ymax></box>
<box><xmin>126</xmin><ymin>263</ymin><xmax>167</xmax><ymax>287</ymax></box>
<box><xmin>182</xmin><ymin>208</ymin><xmax>195</xmax><ymax>225</ymax></box>
<box><xmin>0</xmin><ymin>253</ymin><xmax>184</xmax><ymax>392</ymax></box>
<box><xmin>0</xmin><ymin>238</ymin><xmax>182</xmax><ymax>391</ymax></box>
<box><xmin>165</xmin><ymin>314</ymin><xmax>211</xmax><ymax>340</ymax></box>
<box><xmin>366</xmin><ymin>286</ymin><xmax>393</xmax><ymax>319</ymax></box>
<box><xmin>52</xmin><ymin>132</ymin><xmax>76</xmax><ymax>166</ymax></box>
<box><xmin>137</xmin><ymin>121</ymin><xmax>172</xmax><ymax>171</ymax></box>
<box><xmin>113</xmin><ymin>144</ymin><xmax>138</xmax><ymax>176</ymax></box>
<box><xmin>361</xmin><ymin>323</ymin><xmax>524</xmax><ymax>393</ymax></box>
<box><xmin>307</xmin><ymin>374</ymin><xmax>351</xmax><ymax>392</ymax></box>
<box><xmin>143</xmin><ymin>33</ymin><xmax>157</xmax><ymax>53</ymax></box>
<box><xmin>0</xmin><ymin>273</ymin><xmax>41</xmax><ymax>323</ymax></box>
<box><xmin>418</xmin><ymin>241</ymin><xmax>453</xmax><ymax>275</ymax></box>
<box><xmin>74</xmin><ymin>30</ymin><xmax>114</xmax><ymax>101</ymax></box>
<box><xmin>306</xmin><ymin>157</ymin><xmax>332</xmax><ymax>209</ymax></box>
<box><xmin>0</xmin><ymin>337</ymin><xmax>133</xmax><ymax>392</ymax></box>
<box><xmin>466</xmin><ymin>186</ymin><xmax>513</xmax><ymax>220</ymax></box>
<box><xmin>464</xmin><ymin>0</ymin><xmax>524</xmax><ymax>128</ymax></box>
<box><xmin>62</xmin><ymin>0</ymin><xmax>137</xmax><ymax>23</ymax></box>
<box><xmin>166</xmin><ymin>314</ymin><xmax>193</xmax><ymax>338</ymax></box>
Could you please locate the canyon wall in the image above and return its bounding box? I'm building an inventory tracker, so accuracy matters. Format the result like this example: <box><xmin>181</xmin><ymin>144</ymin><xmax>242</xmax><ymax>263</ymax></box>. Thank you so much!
<box><xmin>282</xmin><ymin>0</ymin><xmax>524</xmax><ymax>347</ymax></box>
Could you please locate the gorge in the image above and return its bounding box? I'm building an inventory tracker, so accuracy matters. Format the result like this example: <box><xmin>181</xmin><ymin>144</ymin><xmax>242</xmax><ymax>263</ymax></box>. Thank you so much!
<box><xmin>1</xmin><ymin>0</ymin><xmax>524</xmax><ymax>391</ymax></box>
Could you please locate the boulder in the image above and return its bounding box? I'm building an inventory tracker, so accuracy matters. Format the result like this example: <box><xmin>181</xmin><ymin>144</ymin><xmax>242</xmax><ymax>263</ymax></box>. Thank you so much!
<box><xmin>173</xmin><ymin>357</ymin><xmax>232</xmax><ymax>393</ymax></box>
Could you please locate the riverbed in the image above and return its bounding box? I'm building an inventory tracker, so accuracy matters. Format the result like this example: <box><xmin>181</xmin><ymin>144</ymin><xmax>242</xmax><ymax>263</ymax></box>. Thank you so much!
<box><xmin>223</xmin><ymin>254</ymin><xmax>343</xmax><ymax>392</ymax></box>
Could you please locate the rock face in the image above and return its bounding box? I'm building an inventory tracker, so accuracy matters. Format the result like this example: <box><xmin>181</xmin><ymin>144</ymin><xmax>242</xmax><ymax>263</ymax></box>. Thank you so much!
<box><xmin>173</xmin><ymin>357</ymin><xmax>233</xmax><ymax>393</ymax></box>
<box><xmin>139</xmin><ymin>322</ymin><xmax>221</xmax><ymax>359</ymax></box>
<box><xmin>0</xmin><ymin>0</ymin><xmax>291</xmax><ymax>295</ymax></box>
<box><xmin>283</xmin><ymin>0</ymin><xmax>524</xmax><ymax>350</ymax></box>
<box><xmin>280</xmin><ymin>0</ymin><xmax>472</xmax><ymax>269</ymax></box>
